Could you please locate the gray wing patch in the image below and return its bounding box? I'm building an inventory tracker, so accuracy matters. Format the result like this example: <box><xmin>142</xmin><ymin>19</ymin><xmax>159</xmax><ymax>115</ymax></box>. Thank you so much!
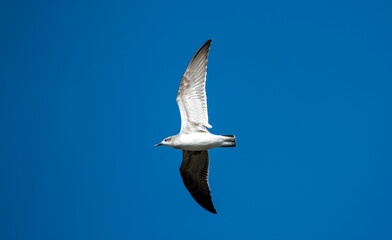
<box><xmin>179</xmin><ymin>150</ymin><xmax>217</xmax><ymax>214</ymax></box>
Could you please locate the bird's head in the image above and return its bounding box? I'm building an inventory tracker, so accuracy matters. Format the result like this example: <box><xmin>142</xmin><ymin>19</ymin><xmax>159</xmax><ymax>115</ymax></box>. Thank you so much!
<box><xmin>154</xmin><ymin>137</ymin><xmax>173</xmax><ymax>147</ymax></box>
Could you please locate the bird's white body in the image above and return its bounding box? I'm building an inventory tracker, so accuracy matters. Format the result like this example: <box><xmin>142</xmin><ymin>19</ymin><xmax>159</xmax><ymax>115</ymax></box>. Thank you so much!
<box><xmin>171</xmin><ymin>133</ymin><xmax>235</xmax><ymax>150</ymax></box>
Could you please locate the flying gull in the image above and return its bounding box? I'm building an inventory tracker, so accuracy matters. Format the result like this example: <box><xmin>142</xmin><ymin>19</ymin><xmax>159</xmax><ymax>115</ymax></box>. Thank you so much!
<box><xmin>155</xmin><ymin>39</ymin><xmax>236</xmax><ymax>214</ymax></box>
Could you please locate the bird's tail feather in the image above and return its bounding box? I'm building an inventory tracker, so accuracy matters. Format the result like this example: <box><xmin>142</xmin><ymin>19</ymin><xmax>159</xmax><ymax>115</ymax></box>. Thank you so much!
<box><xmin>221</xmin><ymin>135</ymin><xmax>236</xmax><ymax>147</ymax></box>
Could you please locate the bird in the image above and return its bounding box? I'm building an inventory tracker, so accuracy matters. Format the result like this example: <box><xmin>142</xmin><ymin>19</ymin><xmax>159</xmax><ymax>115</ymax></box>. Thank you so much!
<box><xmin>155</xmin><ymin>39</ymin><xmax>236</xmax><ymax>214</ymax></box>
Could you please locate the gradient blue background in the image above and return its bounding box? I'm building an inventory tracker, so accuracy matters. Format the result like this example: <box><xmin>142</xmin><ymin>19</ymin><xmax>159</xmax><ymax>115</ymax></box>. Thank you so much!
<box><xmin>1</xmin><ymin>0</ymin><xmax>391</xmax><ymax>239</ymax></box>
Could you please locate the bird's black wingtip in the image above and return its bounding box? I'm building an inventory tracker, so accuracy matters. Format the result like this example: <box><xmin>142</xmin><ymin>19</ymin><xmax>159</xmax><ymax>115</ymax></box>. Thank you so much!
<box><xmin>206</xmin><ymin>206</ymin><xmax>217</xmax><ymax>214</ymax></box>
<box><xmin>204</xmin><ymin>39</ymin><xmax>212</xmax><ymax>46</ymax></box>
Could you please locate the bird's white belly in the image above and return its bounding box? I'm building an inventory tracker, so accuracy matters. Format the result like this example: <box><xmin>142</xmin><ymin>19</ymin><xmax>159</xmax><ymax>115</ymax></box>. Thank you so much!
<box><xmin>174</xmin><ymin>133</ymin><xmax>223</xmax><ymax>150</ymax></box>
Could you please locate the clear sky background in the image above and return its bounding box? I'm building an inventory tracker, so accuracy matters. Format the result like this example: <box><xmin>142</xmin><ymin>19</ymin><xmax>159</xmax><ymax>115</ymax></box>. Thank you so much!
<box><xmin>1</xmin><ymin>0</ymin><xmax>391</xmax><ymax>239</ymax></box>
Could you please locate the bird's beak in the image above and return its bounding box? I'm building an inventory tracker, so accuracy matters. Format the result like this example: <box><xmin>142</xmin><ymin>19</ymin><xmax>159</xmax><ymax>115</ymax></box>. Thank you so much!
<box><xmin>154</xmin><ymin>143</ymin><xmax>162</xmax><ymax>147</ymax></box>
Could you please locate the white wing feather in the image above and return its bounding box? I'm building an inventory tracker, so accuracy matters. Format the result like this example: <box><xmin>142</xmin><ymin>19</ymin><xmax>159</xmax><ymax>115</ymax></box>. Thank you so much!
<box><xmin>176</xmin><ymin>40</ymin><xmax>212</xmax><ymax>133</ymax></box>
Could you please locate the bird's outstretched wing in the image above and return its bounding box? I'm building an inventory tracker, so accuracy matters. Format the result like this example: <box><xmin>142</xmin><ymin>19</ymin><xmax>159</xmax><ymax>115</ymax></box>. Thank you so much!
<box><xmin>177</xmin><ymin>40</ymin><xmax>212</xmax><ymax>133</ymax></box>
<box><xmin>179</xmin><ymin>150</ymin><xmax>217</xmax><ymax>214</ymax></box>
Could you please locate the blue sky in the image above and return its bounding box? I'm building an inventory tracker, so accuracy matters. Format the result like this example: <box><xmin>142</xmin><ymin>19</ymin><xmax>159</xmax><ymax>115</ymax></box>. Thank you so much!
<box><xmin>1</xmin><ymin>0</ymin><xmax>391</xmax><ymax>239</ymax></box>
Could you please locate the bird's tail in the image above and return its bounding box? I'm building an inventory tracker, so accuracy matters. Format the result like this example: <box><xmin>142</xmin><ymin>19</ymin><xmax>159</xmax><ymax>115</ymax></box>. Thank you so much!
<box><xmin>221</xmin><ymin>135</ymin><xmax>236</xmax><ymax>147</ymax></box>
